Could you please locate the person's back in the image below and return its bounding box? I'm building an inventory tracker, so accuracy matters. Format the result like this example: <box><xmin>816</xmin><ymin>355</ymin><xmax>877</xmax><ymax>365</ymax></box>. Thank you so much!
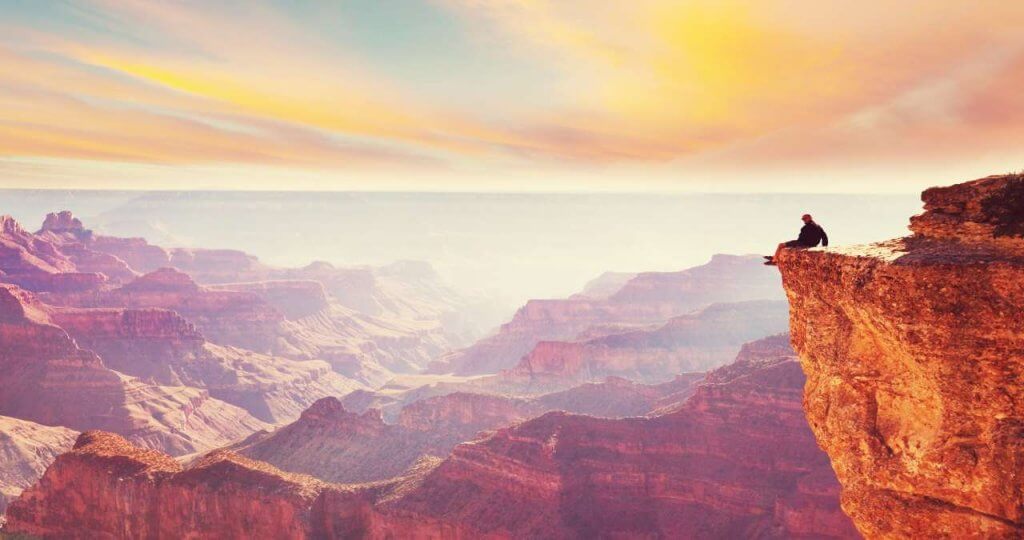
<box><xmin>764</xmin><ymin>213</ymin><xmax>828</xmax><ymax>265</ymax></box>
<box><xmin>797</xmin><ymin>220</ymin><xmax>828</xmax><ymax>247</ymax></box>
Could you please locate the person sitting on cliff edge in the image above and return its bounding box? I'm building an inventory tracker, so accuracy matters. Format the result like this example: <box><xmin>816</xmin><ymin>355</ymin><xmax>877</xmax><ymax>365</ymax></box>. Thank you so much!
<box><xmin>764</xmin><ymin>214</ymin><xmax>828</xmax><ymax>266</ymax></box>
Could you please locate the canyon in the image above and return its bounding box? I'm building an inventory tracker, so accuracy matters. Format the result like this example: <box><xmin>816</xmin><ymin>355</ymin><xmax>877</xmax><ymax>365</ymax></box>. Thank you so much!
<box><xmin>0</xmin><ymin>283</ymin><xmax>268</xmax><ymax>456</ymax></box>
<box><xmin>431</xmin><ymin>254</ymin><xmax>785</xmax><ymax>375</ymax></box>
<box><xmin>7</xmin><ymin>170</ymin><xmax>1018</xmax><ymax>538</ymax></box>
<box><xmin>779</xmin><ymin>173</ymin><xmax>1024</xmax><ymax>537</ymax></box>
<box><xmin>0</xmin><ymin>416</ymin><xmax>77</xmax><ymax>518</ymax></box>
<box><xmin>3</xmin><ymin>334</ymin><xmax>857</xmax><ymax>538</ymax></box>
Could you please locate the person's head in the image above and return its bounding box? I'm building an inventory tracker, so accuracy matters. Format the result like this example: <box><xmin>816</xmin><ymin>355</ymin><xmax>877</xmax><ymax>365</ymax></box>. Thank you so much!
<box><xmin>801</xmin><ymin>214</ymin><xmax>813</xmax><ymax>223</ymax></box>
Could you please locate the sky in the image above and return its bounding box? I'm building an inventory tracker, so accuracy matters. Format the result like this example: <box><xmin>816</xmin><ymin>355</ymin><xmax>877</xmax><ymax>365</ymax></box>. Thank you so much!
<box><xmin>1</xmin><ymin>0</ymin><xmax>1022</xmax><ymax>192</ymax></box>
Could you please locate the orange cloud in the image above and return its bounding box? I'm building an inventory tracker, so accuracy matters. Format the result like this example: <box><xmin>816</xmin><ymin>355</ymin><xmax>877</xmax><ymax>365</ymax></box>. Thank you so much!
<box><xmin>2</xmin><ymin>0</ymin><xmax>1024</xmax><ymax>190</ymax></box>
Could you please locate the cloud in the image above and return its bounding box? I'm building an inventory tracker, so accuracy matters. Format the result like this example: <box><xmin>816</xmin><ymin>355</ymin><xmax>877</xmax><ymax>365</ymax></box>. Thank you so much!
<box><xmin>1</xmin><ymin>0</ymin><xmax>1023</xmax><ymax>190</ymax></box>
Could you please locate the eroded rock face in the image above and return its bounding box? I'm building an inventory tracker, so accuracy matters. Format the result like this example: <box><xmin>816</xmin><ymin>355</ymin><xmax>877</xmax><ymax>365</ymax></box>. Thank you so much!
<box><xmin>779</xmin><ymin>173</ymin><xmax>1024</xmax><ymax>537</ymax></box>
<box><xmin>227</xmin><ymin>396</ymin><xmax>496</xmax><ymax>484</ymax></box>
<box><xmin>0</xmin><ymin>416</ymin><xmax>78</xmax><ymax>517</ymax></box>
<box><xmin>436</xmin><ymin>254</ymin><xmax>784</xmax><ymax>375</ymax></box>
<box><xmin>3</xmin><ymin>337</ymin><xmax>856</xmax><ymax>538</ymax></box>
<box><xmin>39</xmin><ymin>211</ymin><xmax>84</xmax><ymax>234</ymax></box>
<box><xmin>389</xmin><ymin>337</ymin><xmax>858</xmax><ymax>538</ymax></box>
<box><xmin>51</xmin><ymin>268</ymin><xmax>287</xmax><ymax>354</ymax></box>
<box><xmin>0</xmin><ymin>284</ymin><xmax>267</xmax><ymax>456</ymax></box>
<box><xmin>503</xmin><ymin>299</ymin><xmax>789</xmax><ymax>390</ymax></box>
<box><xmin>3</xmin><ymin>431</ymin><xmax>473</xmax><ymax>539</ymax></box>
<box><xmin>49</xmin><ymin>306</ymin><xmax>360</xmax><ymax>424</ymax></box>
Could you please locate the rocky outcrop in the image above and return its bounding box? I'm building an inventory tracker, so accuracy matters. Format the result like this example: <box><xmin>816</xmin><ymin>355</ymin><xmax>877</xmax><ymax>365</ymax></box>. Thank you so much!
<box><xmin>228</xmin><ymin>397</ymin><xmax>491</xmax><ymax>484</ymax></box>
<box><xmin>3</xmin><ymin>430</ymin><xmax>474</xmax><ymax>539</ymax></box>
<box><xmin>388</xmin><ymin>336</ymin><xmax>858</xmax><ymax>538</ymax></box>
<box><xmin>0</xmin><ymin>215</ymin><xmax>77</xmax><ymax>276</ymax></box>
<box><xmin>779</xmin><ymin>173</ymin><xmax>1024</xmax><ymax>537</ymax></box>
<box><xmin>503</xmin><ymin>299</ymin><xmax>788</xmax><ymax>390</ymax></box>
<box><xmin>38</xmin><ymin>211</ymin><xmax>84</xmax><ymax>234</ymax></box>
<box><xmin>0</xmin><ymin>416</ymin><xmax>78</xmax><ymax>517</ymax></box>
<box><xmin>4</xmin><ymin>431</ymin><xmax>329</xmax><ymax>539</ymax></box>
<box><xmin>3</xmin><ymin>336</ymin><xmax>856</xmax><ymax>538</ymax></box>
<box><xmin>50</xmin><ymin>268</ymin><xmax>287</xmax><ymax>353</ymax></box>
<box><xmin>0</xmin><ymin>284</ymin><xmax>267</xmax><ymax>456</ymax></box>
<box><xmin>434</xmin><ymin>254</ymin><xmax>783</xmax><ymax>375</ymax></box>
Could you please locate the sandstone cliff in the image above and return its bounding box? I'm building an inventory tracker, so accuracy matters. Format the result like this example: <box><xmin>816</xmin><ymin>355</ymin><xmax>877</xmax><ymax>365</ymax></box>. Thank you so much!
<box><xmin>779</xmin><ymin>173</ymin><xmax>1024</xmax><ymax>537</ymax></box>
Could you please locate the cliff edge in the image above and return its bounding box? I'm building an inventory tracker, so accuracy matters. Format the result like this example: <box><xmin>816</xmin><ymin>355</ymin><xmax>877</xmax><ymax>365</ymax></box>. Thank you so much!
<box><xmin>779</xmin><ymin>173</ymin><xmax>1024</xmax><ymax>538</ymax></box>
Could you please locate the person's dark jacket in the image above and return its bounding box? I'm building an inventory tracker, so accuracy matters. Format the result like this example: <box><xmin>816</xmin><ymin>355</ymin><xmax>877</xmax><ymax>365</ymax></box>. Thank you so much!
<box><xmin>795</xmin><ymin>221</ymin><xmax>828</xmax><ymax>247</ymax></box>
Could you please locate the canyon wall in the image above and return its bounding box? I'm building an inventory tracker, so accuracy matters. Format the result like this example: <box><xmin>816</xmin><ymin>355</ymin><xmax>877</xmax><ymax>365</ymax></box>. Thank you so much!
<box><xmin>0</xmin><ymin>416</ymin><xmax>77</xmax><ymax>518</ymax></box>
<box><xmin>779</xmin><ymin>174</ymin><xmax>1024</xmax><ymax>537</ymax></box>
<box><xmin>4</xmin><ymin>335</ymin><xmax>857</xmax><ymax>538</ymax></box>
<box><xmin>386</xmin><ymin>335</ymin><xmax>858</xmax><ymax>538</ymax></box>
<box><xmin>503</xmin><ymin>299</ymin><xmax>788</xmax><ymax>390</ymax></box>
<box><xmin>435</xmin><ymin>254</ymin><xmax>783</xmax><ymax>375</ymax></box>
<box><xmin>0</xmin><ymin>284</ymin><xmax>267</xmax><ymax>456</ymax></box>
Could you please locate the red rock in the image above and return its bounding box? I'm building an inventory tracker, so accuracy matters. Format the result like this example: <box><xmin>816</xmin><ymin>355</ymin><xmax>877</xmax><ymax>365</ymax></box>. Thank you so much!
<box><xmin>0</xmin><ymin>215</ymin><xmax>76</xmax><ymax>276</ymax></box>
<box><xmin>0</xmin><ymin>416</ymin><xmax>77</xmax><ymax>518</ymax></box>
<box><xmin>48</xmin><ymin>305</ymin><xmax>360</xmax><ymax>423</ymax></box>
<box><xmin>38</xmin><ymin>211</ymin><xmax>83</xmax><ymax>234</ymax></box>
<box><xmin>387</xmin><ymin>336</ymin><xmax>858</xmax><ymax>538</ymax></box>
<box><xmin>4</xmin><ymin>336</ymin><xmax>856</xmax><ymax>538</ymax></box>
<box><xmin>4</xmin><ymin>430</ymin><xmax>473</xmax><ymax>539</ymax></box>
<box><xmin>435</xmin><ymin>254</ymin><xmax>784</xmax><ymax>375</ymax></box>
<box><xmin>0</xmin><ymin>284</ymin><xmax>267</xmax><ymax>456</ymax></box>
<box><xmin>227</xmin><ymin>397</ymin><xmax>470</xmax><ymax>484</ymax></box>
<box><xmin>503</xmin><ymin>299</ymin><xmax>788</xmax><ymax>390</ymax></box>
<box><xmin>50</xmin><ymin>268</ymin><xmax>287</xmax><ymax>354</ymax></box>
<box><xmin>779</xmin><ymin>173</ymin><xmax>1024</xmax><ymax>537</ymax></box>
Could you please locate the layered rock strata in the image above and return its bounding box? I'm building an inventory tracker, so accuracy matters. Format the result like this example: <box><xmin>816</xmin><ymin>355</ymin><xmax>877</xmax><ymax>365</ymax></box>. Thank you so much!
<box><xmin>4</xmin><ymin>336</ymin><xmax>857</xmax><ymax>538</ymax></box>
<box><xmin>435</xmin><ymin>254</ymin><xmax>783</xmax><ymax>375</ymax></box>
<box><xmin>0</xmin><ymin>284</ymin><xmax>266</xmax><ymax>455</ymax></box>
<box><xmin>0</xmin><ymin>416</ymin><xmax>78</xmax><ymax>517</ymax></box>
<box><xmin>779</xmin><ymin>173</ymin><xmax>1024</xmax><ymax>537</ymax></box>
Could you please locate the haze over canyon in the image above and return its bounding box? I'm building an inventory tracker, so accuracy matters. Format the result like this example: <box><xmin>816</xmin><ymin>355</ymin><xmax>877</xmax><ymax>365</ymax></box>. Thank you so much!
<box><xmin>0</xmin><ymin>173</ymin><xmax>1019</xmax><ymax>538</ymax></box>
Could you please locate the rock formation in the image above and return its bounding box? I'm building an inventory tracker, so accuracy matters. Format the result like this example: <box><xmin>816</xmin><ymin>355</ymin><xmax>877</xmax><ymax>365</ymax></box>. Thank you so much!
<box><xmin>49</xmin><ymin>267</ymin><xmax>287</xmax><ymax>353</ymax></box>
<box><xmin>208</xmin><ymin>280</ymin><xmax>330</xmax><ymax>320</ymax></box>
<box><xmin>0</xmin><ymin>284</ymin><xmax>267</xmax><ymax>456</ymax></box>
<box><xmin>4</xmin><ymin>335</ymin><xmax>857</xmax><ymax>538</ymax></box>
<box><xmin>0</xmin><ymin>416</ymin><xmax>77</xmax><ymax>518</ymax></box>
<box><xmin>227</xmin><ymin>397</ymin><xmax>467</xmax><ymax>484</ymax></box>
<box><xmin>779</xmin><ymin>173</ymin><xmax>1024</xmax><ymax>537</ymax></box>
<box><xmin>503</xmin><ymin>299</ymin><xmax>788</xmax><ymax>390</ymax></box>
<box><xmin>434</xmin><ymin>254</ymin><xmax>783</xmax><ymax>375</ymax></box>
<box><xmin>386</xmin><ymin>334</ymin><xmax>858</xmax><ymax>538</ymax></box>
<box><xmin>48</xmin><ymin>306</ymin><xmax>360</xmax><ymax>424</ymax></box>
<box><xmin>3</xmin><ymin>430</ymin><xmax>469</xmax><ymax>539</ymax></box>
<box><xmin>38</xmin><ymin>211</ymin><xmax>84</xmax><ymax>234</ymax></box>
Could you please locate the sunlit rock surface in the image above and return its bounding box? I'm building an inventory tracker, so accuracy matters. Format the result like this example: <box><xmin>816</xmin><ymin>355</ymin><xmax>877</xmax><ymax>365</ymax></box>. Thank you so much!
<box><xmin>779</xmin><ymin>173</ymin><xmax>1024</xmax><ymax>537</ymax></box>
<box><xmin>4</xmin><ymin>336</ymin><xmax>856</xmax><ymax>538</ymax></box>
<box><xmin>0</xmin><ymin>416</ymin><xmax>77</xmax><ymax>517</ymax></box>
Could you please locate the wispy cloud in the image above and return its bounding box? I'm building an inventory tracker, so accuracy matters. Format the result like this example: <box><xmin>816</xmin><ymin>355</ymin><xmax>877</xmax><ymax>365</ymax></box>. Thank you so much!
<box><xmin>1</xmin><ymin>0</ymin><xmax>1023</xmax><ymax>189</ymax></box>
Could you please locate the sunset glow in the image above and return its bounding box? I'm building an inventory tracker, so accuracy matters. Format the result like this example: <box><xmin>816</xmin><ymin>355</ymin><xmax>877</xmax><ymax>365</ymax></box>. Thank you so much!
<box><xmin>2</xmin><ymin>0</ymin><xmax>1023</xmax><ymax>191</ymax></box>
